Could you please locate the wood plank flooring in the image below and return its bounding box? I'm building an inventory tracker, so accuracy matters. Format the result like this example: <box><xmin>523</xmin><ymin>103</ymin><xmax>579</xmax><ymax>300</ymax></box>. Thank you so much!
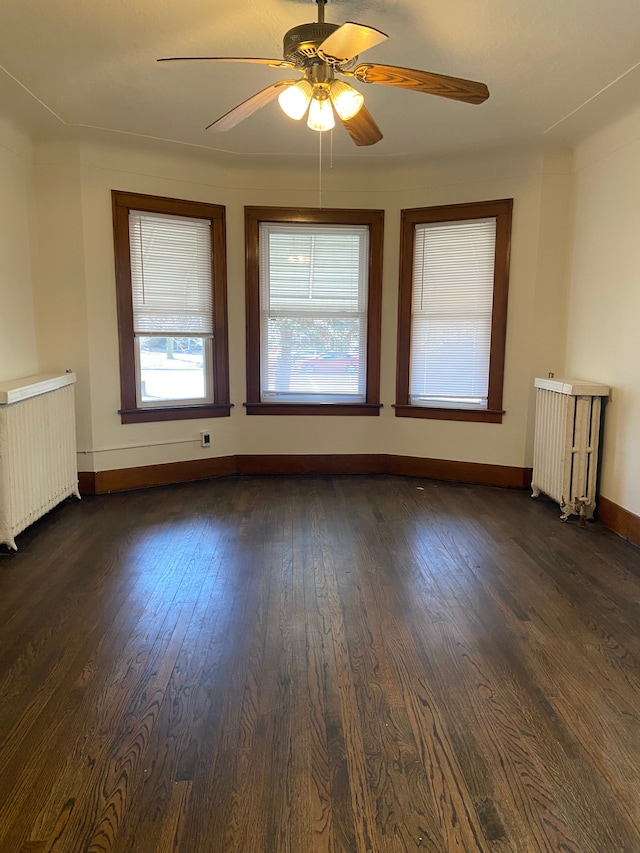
<box><xmin>1</xmin><ymin>474</ymin><xmax>640</xmax><ymax>852</ymax></box>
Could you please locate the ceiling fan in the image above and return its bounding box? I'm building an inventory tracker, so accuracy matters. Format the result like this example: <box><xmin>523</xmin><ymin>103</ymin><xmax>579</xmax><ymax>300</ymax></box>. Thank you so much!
<box><xmin>158</xmin><ymin>0</ymin><xmax>489</xmax><ymax>147</ymax></box>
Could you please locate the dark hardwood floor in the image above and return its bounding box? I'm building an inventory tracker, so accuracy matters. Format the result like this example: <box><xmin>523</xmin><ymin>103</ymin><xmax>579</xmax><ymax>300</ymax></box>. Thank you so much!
<box><xmin>1</xmin><ymin>474</ymin><xmax>640</xmax><ymax>852</ymax></box>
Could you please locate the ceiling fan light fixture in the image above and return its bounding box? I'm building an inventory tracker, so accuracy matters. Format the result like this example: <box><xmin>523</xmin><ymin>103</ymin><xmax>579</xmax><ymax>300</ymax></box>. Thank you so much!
<box><xmin>278</xmin><ymin>79</ymin><xmax>313</xmax><ymax>120</ymax></box>
<box><xmin>307</xmin><ymin>90</ymin><xmax>335</xmax><ymax>132</ymax></box>
<box><xmin>329</xmin><ymin>80</ymin><xmax>364</xmax><ymax>121</ymax></box>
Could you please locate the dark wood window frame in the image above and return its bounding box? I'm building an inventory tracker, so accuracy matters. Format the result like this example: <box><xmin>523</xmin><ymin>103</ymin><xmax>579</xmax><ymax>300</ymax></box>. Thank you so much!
<box><xmin>112</xmin><ymin>190</ymin><xmax>231</xmax><ymax>424</ymax></box>
<box><xmin>244</xmin><ymin>206</ymin><xmax>384</xmax><ymax>416</ymax></box>
<box><xmin>395</xmin><ymin>198</ymin><xmax>513</xmax><ymax>424</ymax></box>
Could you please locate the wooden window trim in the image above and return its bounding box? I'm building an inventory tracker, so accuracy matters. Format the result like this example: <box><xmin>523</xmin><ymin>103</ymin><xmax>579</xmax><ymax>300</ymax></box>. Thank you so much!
<box><xmin>395</xmin><ymin>198</ymin><xmax>513</xmax><ymax>424</ymax></box>
<box><xmin>244</xmin><ymin>206</ymin><xmax>384</xmax><ymax>416</ymax></box>
<box><xmin>112</xmin><ymin>191</ymin><xmax>231</xmax><ymax>423</ymax></box>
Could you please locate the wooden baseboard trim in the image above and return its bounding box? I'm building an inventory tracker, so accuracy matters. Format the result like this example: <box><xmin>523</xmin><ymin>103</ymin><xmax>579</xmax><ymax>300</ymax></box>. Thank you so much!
<box><xmin>387</xmin><ymin>456</ymin><xmax>533</xmax><ymax>489</ymax></box>
<box><xmin>236</xmin><ymin>454</ymin><xmax>386</xmax><ymax>476</ymax></box>
<box><xmin>597</xmin><ymin>496</ymin><xmax>640</xmax><ymax>547</ymax></box>
<box><xmin>85</xmin><ymin>456</ymin><xmax>236</xmax><ymax>495</ymax></box>
<box><xmin>79</xmin><ymin>453</ymin><xmax>532</xmax><ymax>495</ymax></box>
<box><xmin>78</xmin><ymin>471</ymin><xmax>96</xmax><ymax>495</ymax></box>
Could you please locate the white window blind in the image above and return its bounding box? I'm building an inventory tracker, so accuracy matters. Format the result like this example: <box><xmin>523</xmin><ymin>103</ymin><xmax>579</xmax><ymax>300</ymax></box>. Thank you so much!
<box><xmin>410</xmin><ymin>217</ymin><xmax>497</xmax><ymax>409</ymax></box>
<box><xmin>259</xmin><ymin>223</ymin><xmax>369</xmax><ymax>403</ymax></box>
<box><xmin>129</xmin><ymin>211</ymin><xmax>213</xmax><ymax>336</ymax></box>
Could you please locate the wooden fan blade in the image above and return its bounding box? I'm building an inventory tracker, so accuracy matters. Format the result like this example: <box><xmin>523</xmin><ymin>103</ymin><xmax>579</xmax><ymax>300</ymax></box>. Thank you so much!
<box><xmin>158</xmin><ymin>56</ymin><xmax>294</xmax><ymax>69</ymax></box>
<box><xmin>341</xmin><ymin>106</ymin><xmax>383</xmax><ymax>147</ymax></box>
<box><xmin>351</xmin><ymin>63</ymin><xmax>489</xmax><ymax>104</ymax></box>
<box><xmin>206</xmin><ymin>80</ymin><xmax>296</xmax><ymax>132</ymax></box>
<box><xmin>318</xmin><ymin>22</ymin><xmax>388</xmax><ymax>63</ymax></box>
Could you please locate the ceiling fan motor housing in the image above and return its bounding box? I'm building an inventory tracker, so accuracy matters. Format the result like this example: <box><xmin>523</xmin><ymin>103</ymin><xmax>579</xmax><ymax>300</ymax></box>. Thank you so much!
<box><xmin>283</xmin><ymin>22</ymin><xmax>339</xmax><ymax>65</ymax></box>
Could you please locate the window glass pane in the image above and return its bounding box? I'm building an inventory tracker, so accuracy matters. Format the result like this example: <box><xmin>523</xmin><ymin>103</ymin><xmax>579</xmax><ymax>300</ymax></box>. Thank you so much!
<box><xmin>259</xmin><ymin>223</ymin><xmax>369</xmax><ymax>403</ymax></box>
<box><xmin>138</xmin><ymin>337</ymin><xmax>207</xmax><ymax>403</ymax></box>
<box><xmin>410</xmin><ymin>217</ymin><xmax>496</xmax><ymax>409</ymax></box>
<box><xmin>261</xmin><ymin>318</ymin><xmax>365</xmax><ymax>402</ymax></box>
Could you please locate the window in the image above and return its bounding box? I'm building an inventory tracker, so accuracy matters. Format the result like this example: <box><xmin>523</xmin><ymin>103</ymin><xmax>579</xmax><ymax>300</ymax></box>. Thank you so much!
<box><xmin>395</xmin><ymin>199</ymin><xmax>512</xmax><ymax>423</ymax></box>
<box><xmin>112</xmin><ymin>191</ymin><xmax>230</xmax><ymax>423</ymax></box>
<box><xmin>245</xmin><ymin>207</ymin><xmax>384</xmax><ymax>415</ymax></box>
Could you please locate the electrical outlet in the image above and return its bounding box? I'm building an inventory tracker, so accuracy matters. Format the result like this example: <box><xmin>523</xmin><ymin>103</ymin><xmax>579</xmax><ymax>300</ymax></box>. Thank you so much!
<box><xmin>201</xmin><ymin>431</ymin><xmax>211</xmax><ymax>448</ymax></box>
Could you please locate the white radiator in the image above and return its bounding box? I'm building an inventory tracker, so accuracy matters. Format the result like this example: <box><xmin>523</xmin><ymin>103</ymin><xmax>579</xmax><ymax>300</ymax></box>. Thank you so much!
<box><xmin>0</xmin><ymin>373</ymin><xmax>80</xmax><ymax>551</ymax></box>
<box><xmin>531</xmin><ymin>377</ymin><xmax>609</xmax><ymax>522</ymax></box>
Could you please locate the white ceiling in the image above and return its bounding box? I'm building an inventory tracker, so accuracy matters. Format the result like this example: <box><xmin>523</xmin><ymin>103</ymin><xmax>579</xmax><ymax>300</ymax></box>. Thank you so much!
<box><xmin>2</xmin><ymin>0</ymin><xmax>640</xmax><ymax>159</ymax></box>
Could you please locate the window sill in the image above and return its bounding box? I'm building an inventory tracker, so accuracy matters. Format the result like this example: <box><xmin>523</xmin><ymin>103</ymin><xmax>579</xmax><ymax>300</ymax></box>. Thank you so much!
<box><xmin>119</xmin><ymin>403</ymin><xmax>233</xmax><ymax>424</ymax></box>
<box><xmin>393</xmin><ymin>404</ymin><xmax>504</xmax><ymax>424</ymax></box>
<box><xmin>244</xmin><ymin>402</ymin><xmax>382</xmax><ymax>416</ymax></box>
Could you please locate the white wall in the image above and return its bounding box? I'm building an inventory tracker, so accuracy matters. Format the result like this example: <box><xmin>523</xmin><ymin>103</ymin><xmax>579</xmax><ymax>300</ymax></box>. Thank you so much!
<box><xmin>33</xmin><ymin>134</ymin><xmax>94</xmax><ymax>460</ymax></box>
<box><xmin>0</xmin><ymin>113</ymin><xmax>39</xmax><ymax>382</ymax></box>
<box><xmin>29</xmin><ymin>130</ymin><xmax>572</xmax><ymax>474</ymax></box>
<box><xmin>565</xmin><ymin>105</ymin><xmax>640</xmax><ymax>516</ymax></box>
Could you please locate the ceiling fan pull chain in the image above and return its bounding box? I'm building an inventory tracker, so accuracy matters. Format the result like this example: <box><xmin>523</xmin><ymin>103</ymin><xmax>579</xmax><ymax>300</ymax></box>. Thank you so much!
<box><xmin>318</xmin><ymin>130</ymin><xmax>323</xmax><ymax>209</ymax></box>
